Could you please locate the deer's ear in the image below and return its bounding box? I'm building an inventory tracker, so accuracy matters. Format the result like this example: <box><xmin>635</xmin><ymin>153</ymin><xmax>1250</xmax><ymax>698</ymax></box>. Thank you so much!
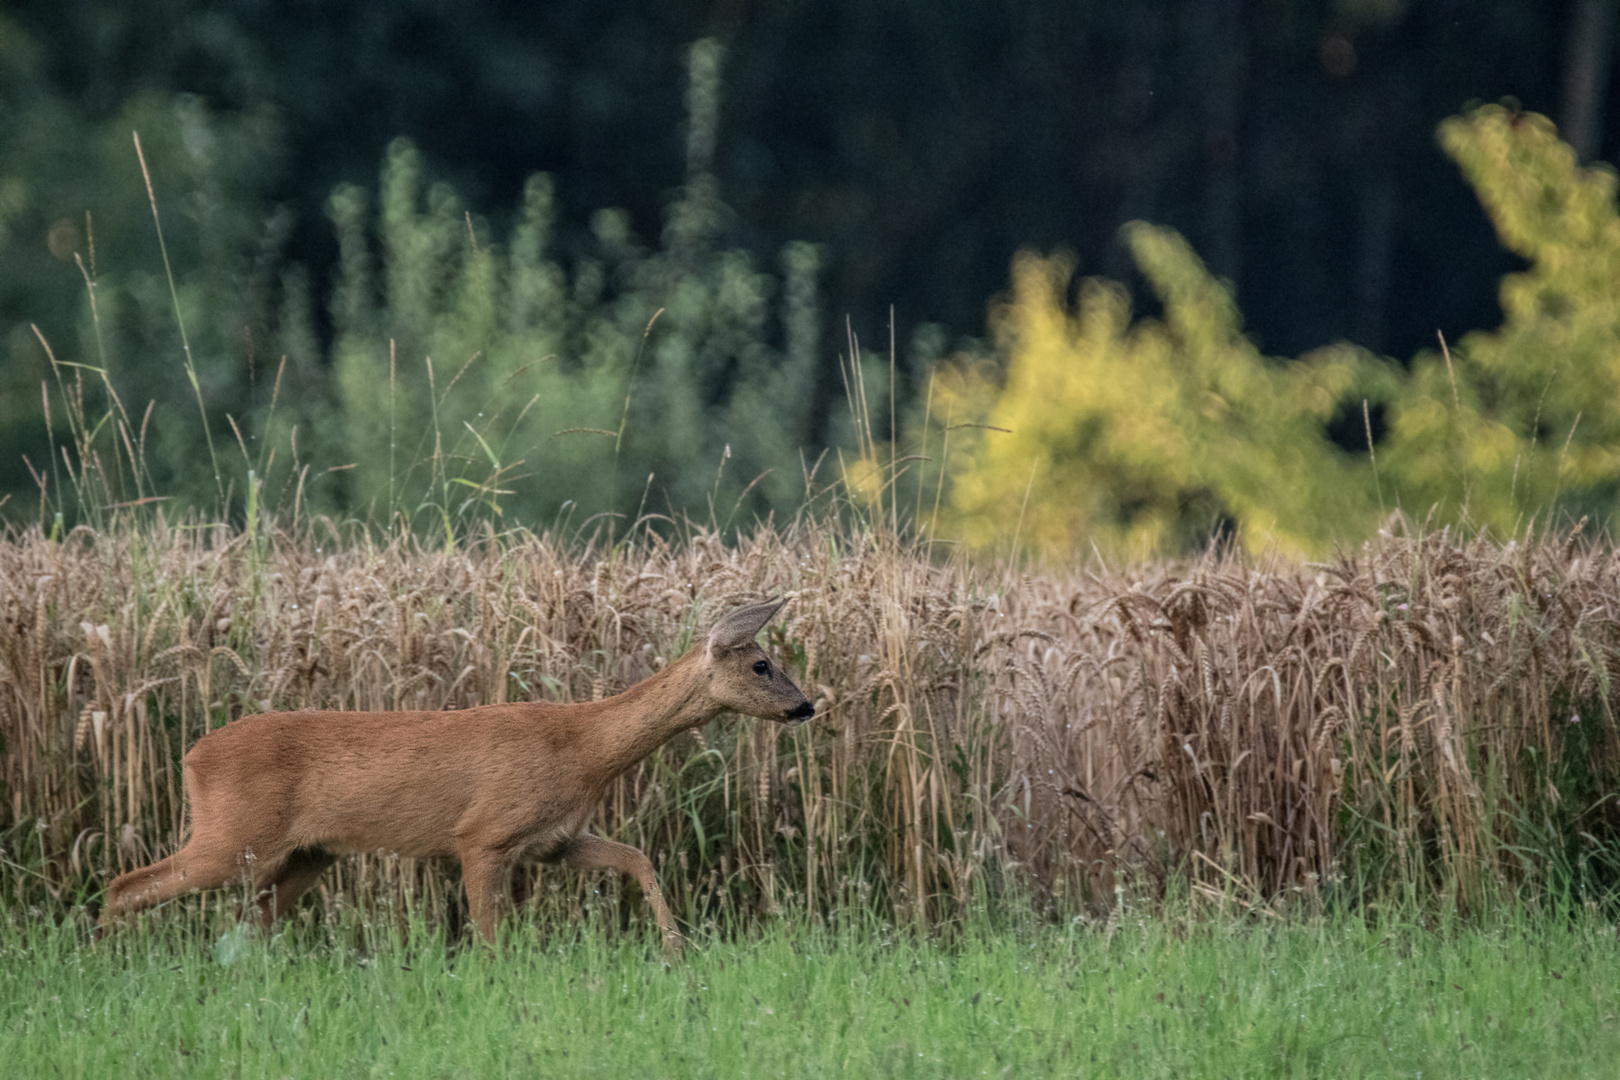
<box><xmin>707</xmin><ymin>598</ymin><xmax>786</xmax><ymax>652</ymax></box>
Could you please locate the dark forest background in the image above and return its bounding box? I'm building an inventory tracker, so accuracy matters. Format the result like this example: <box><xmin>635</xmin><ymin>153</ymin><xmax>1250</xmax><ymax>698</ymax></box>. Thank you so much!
<box><xmin>2</xmin><ymin>0</ymin><xmax>1617</xmax><ymax>534</ymax></box>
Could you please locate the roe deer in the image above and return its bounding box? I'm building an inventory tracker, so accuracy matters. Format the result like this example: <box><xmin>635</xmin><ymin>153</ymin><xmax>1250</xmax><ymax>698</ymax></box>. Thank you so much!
<box><xmin>99</xmin><ymin>598</ymin><xmax>812</xmax><ymax>955</ymax></box>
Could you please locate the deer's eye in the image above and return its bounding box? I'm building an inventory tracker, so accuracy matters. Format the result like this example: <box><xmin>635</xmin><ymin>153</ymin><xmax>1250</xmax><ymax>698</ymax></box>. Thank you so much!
<box><xmin>752</xmin><ymin>660</ymin><xmax>770</xmax><ymax>676</ymax></box>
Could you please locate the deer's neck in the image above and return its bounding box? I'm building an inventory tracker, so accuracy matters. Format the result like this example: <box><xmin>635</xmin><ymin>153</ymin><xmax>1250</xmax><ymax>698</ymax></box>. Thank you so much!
<box><xmin>578</xmin><ymin>650</ymin><xmax>717</xmax><ymax>781</ymax></box>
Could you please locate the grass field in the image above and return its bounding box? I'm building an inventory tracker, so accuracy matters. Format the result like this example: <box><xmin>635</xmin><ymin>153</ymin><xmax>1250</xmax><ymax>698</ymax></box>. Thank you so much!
<box><xmin>5</xmin><ymin>909</ymin><xmax>1619</xmax><ymax>1079</ymax></box>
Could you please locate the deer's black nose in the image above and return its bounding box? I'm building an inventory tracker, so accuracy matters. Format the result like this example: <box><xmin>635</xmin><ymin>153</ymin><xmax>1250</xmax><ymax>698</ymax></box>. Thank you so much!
<box><xmin>786</xmin><ymin>701</ymin><xmax>815</xmax><ymax>722</ymax></box>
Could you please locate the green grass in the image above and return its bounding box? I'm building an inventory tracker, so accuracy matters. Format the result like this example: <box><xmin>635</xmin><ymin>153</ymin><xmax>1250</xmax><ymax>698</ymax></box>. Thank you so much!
<box><xmin>4</xmin><ymin>910</ymin><xmax>1619</xmax><ymax>1078</ymax></box>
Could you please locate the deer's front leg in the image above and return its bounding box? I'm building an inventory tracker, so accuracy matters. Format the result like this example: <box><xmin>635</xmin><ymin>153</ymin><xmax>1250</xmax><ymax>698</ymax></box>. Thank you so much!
<box><xmin>561</xmin><ymin>833</ymin><xmax>682</xmax><ymax>958</ymax></box>
<box><xmin>459</xmin><ymin>847</ymin><xmax>513</xmax><ymax>945</ymax></box>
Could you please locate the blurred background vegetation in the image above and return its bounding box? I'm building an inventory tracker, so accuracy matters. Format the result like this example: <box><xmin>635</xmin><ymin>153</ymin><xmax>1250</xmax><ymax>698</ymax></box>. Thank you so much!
<box><xmin>4</xmin><ymin>1</ymin><xmax>1620</xmax><ymax>554</ymax></box>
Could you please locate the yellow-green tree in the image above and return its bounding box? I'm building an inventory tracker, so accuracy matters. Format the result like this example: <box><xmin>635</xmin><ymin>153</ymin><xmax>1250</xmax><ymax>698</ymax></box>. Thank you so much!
<box><xmin>946</xmin><ymin>104</ymin><xmax>1620</xmax><ymax>557</ymax></box>
<box><xmin>1382</xmin><ymin>105</ymin><xmax>1620</xmax><ymax>531</ymax></box>
<box><xmin>943</xmin><ymin>226</ymin><xmax>1393</xmax><ymax>559</ymax></box>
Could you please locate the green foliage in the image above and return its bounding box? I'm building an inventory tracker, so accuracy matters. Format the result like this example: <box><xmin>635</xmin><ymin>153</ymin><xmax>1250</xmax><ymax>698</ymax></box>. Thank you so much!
<box><xmin>0</xmin><ymin>18</ymin><xmax>279</xmax><ymax>516</ymax></box>
<box><xmin>4</xmin><ymin>37</ymin><xmax>824</xmax><ymax>534</ymax></box>
<box><xmin>945</xmin><ymin>104</ymin><xmax>1620</xmax><ymax>556</ymax></box>
<box><xmin>941</xmin><ymin>229</ymin><xmax>1394</xmax><ymax>558</ymax></box>
<box><xmin>310</xmin><ymin>138</ymin><xmax>820</xmax><ymax>533</ymax></box>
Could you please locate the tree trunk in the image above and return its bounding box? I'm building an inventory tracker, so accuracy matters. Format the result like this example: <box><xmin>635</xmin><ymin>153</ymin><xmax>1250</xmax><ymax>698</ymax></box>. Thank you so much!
<box><xmin>1562</xmin><ymin>0</ymin><xmax>1614</xmax><ymax>161</ymax></box>
<box><xmin>1192</xmin><ymin>0</ymin><xmax>1248</xmax><ymax>285</ymax></box>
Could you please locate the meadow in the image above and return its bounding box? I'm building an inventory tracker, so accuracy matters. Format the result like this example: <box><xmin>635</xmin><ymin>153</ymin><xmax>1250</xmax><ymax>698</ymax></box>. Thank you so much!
<box><xmin>6</xmin><ymin>907</ymin><xmax>1619</xmax><ymax>1078</ymax></box>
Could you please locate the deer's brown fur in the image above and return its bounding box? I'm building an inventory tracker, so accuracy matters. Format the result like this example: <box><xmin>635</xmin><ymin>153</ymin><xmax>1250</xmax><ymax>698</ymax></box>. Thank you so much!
<box><xmin>99</xmin><ymin>599</ymin><xmax>812</xmax><ymax>954</ymax></box>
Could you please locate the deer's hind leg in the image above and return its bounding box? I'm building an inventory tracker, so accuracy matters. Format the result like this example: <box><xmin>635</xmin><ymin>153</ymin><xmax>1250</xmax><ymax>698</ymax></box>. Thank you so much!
<box><xmin>252</xmin><ymin>848</ymin><xmax>336</xmax><ymax>927</ymax></box>
<box><xmin>99</xmin><ymin>835</ymin><xmax>246</xmax><ymax>928</ymax></box>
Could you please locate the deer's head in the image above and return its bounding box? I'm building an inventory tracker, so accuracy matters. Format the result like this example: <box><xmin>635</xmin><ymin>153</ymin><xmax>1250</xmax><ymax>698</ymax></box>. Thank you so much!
<box><xmin>702</xmin><ymin>598</ymin><xmax>814</xmax><ymax>724</ymax></box>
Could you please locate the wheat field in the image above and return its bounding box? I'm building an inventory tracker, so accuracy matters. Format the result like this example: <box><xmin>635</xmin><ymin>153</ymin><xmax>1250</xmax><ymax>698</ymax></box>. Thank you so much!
<box><xmin>2</xmin><ymin>514</ymin><xmax>1617</xmax><ymax>931</ymax></box>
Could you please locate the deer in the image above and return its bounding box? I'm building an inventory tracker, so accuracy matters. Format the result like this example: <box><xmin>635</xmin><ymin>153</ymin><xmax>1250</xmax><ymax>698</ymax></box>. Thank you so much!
<box><xmin>98</xmin><ymin>598</ymin><xmax>813</xmax><ymax>956</ymax></box>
